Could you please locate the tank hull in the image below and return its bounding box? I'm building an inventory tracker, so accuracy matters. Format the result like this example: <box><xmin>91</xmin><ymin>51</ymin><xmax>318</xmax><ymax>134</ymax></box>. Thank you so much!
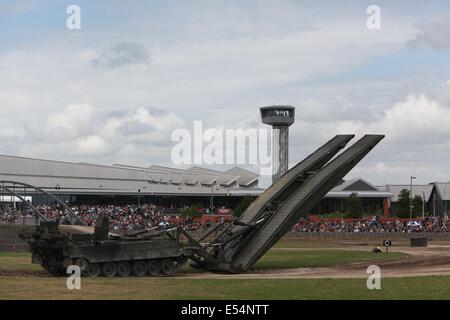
<box><xmin>22</xmin><ymin>221</ymin><xmax>188</xmax><ymax>277</ymax></box>
<box><xmin>64</xmin><ymin>239</ymin><xmax>184</xmax><ymax>263</ymax></box>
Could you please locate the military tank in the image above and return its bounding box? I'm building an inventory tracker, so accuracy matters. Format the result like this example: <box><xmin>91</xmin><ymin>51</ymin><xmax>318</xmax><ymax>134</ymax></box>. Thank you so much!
<box><xmin>20</xmin><ymin>213</ymin><xmax>190</xmax><ymax>277</ymax></box>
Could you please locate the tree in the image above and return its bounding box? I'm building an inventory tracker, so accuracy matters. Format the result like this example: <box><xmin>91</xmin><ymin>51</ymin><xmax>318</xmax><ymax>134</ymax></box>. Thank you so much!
<box><xmin>345</xmin><ymin>193</ymin><xmax>362</xmax><ymax>218</ymax></box>
<box><xmin>412</xmin><ymin>195</ymin><xmax>424</xmax><ymax>216</ymax></box>
<box><xmin>396</xmin><ymin>189</ymin><xmax>410</xmax><ymax>218</ymax></box>
<box><xmin>233</xmin><ymin>196</ymin><xmax>255</xmax><ymax>218</ymax></box>
<box><xmin>180</xmin><ymin>203</ymin><xmax>203</xmax><ymax>218</ymax></box>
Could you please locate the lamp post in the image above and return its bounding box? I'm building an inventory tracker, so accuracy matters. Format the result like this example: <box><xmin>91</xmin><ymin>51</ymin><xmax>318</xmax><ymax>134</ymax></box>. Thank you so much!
<box><xmin>210</xmin><ymin>185</ymin><xmax>214</xmax><ymax>213</ymax></box>
<box><xmin>422</xmin><ymin>191</ymin><xmax>425</xmax><ymax>219</ymax></box>
<box><xmin>410</xmin><ymin>176</ymin><xmax>416</xmax><ymax>219</ymax></box>
<box><xmin>210</xmin><ymin>183</ymin><xmax>220</xmax><ymax>214</ymax></box>
<box><xmin>137</xmin><ymin>189</ymin><xmax>141</xmax><ymax>208</ymax></box>
<box><xmin>55</xmin><ymin>184</ymin><xmax>61</xmax><ymax>207</ymax></box>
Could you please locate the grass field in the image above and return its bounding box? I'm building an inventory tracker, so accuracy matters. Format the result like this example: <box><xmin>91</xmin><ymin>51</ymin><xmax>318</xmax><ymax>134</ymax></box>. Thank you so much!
<box><xmin>2</xmin><ymin>244</ymin><xmax>440</xmax><ymax>299</ymax></box>
<box><xmin>3</xmin><ymin>275</ymin><xmax>450</xmax><ymax>299</ymax></box>
<box><xmin>253</xmin><ymin>249</ymin><xmax>404</xmax><ymax>269</ymax></box>
<box><xmin>0</xmin><ymin>245</ymin><xmax>406</xmax><ymax>273</ymax></box>
<box><xmin>0</xmin><ymin>252</ymin><xmax>42</xmax><ymax>272</ymax></box>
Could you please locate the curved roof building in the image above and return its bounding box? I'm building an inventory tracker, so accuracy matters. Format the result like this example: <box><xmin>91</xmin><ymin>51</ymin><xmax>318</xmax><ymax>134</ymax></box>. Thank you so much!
<box><xmin>0</xmin><ymin>154</ymin><xmax>262</xmax><ymax>197</ymax></box>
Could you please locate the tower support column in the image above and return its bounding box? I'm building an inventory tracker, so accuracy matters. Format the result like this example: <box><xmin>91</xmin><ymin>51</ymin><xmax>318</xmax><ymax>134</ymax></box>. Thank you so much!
<box><xmin>272</xmin><ymin>126</ymin><xmax>289</xmax><ymax>183</ymax></box>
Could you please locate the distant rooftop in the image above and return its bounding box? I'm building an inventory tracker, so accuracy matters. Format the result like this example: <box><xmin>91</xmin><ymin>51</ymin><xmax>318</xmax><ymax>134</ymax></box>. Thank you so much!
<box><xmin>386</xmin><ymin>184</ymin><xmax>434</xmax><ymax>202</ymax></box>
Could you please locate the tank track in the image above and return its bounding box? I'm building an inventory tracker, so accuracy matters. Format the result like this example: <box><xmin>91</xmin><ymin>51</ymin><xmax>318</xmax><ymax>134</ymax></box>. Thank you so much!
<box><xmin>64</xmin><ymin>256</ymin><xmax>190</xmax><ymax>278</ymax></box>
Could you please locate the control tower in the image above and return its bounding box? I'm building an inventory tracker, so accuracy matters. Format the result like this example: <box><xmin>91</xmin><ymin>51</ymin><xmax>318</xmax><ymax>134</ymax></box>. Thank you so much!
<box><xmin>260</xmin><ymin>105</ymin><xmax>295</xmax><ymax>183</ymax></box>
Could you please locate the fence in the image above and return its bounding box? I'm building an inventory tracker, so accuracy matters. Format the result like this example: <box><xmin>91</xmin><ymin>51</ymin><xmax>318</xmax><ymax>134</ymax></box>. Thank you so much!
<box><xmin>284</xmin><ymin>231</ymin><xmax>450</xmax><ymax>240</ymax></box>
<box><xmin>0</xmin><ymin>224</ymin><xmax>32</xmax><ymax>251</ymax></box>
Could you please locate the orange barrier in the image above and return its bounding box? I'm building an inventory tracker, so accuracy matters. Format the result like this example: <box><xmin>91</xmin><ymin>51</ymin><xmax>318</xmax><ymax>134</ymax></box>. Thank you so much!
<box><xmin>308</xmin><ymin>215</ymin><xmax>427</xmax><ymax>223</ymax></box>
<box><xmin>198</xmin><ymin>214</ymin><xmax>234</xmax><ymax>224</ymax></box>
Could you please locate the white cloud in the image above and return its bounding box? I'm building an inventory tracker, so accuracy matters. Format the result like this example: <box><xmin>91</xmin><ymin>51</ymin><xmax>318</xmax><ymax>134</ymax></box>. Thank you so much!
<box><xmin>0</xmin><ymin>2</ymin><xmax>447</xmax><ymax>185</ymax></box>
<box><xmin>91</xmin><ymin>42</ymin><xmax>150</xmax><ymax>68</ymax></box>
<box><xmin>287</xmin><ymin>82</ymin><xmax>450</xmax><ymax>185</ymax></box>
<box><xmin>0</xmin><ymin>100</ymin><xmax>184</xmax><ymax>164</ymax></box>
<box><xmin>409</xmin><ymin>13</ymin><xmax>450</xmax><ymax>50</ymax></box>
<box><xmin>45</xmin><ymin>104</ymin><xmax>93</xmax><ymax>139</ymax></box>
<box><xmin>76</xmin><ymin>135</ymin><xmax>109</xmax><ymax>155</ymax></box>
<box><xmin>374</xmin><ymin>94</ymin><xmax>450</xmax><ymax>143</ymax></box>
<box><xmin>101</xmin><ymin>107</ymin><xmax>184</xmax><ymax>145</ymax></box>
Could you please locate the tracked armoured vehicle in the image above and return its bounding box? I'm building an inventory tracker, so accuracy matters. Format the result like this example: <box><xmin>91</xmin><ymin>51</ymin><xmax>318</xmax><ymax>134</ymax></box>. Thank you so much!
<box><xmin>18</xmin><ymin>134</ymin><xmax>385</xmax><ymax>277</ymax></box>
<box><xmin>21</xmin><ymin>214</ymin><xmax>190</xmax><ymax>277</ymax></box>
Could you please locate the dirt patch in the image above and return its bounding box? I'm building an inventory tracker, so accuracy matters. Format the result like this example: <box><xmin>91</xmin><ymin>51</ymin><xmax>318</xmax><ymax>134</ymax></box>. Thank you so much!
<box><xmin>0</xmin><ymin>270</ymin><xmax>49</xmax><ymax>277</ymax></box>
<box><xmin>177</xmin><ymin>242</ymin><xmax>450</xmax><ymax>280</ymax></box>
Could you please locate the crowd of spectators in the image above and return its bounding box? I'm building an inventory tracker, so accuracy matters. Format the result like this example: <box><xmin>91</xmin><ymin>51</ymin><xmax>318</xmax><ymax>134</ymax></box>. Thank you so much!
<box><xmin>292</xmin><ymin>215</ymin><xmax>450</xmax><ymax>233</ymax></box>
<box><xmin>0</xmin><ymin>203</ymin><xmax>219</xmax><ymax>232</ymax></box>
<box><xmin>74</xmin><ymin>204</ymin><xmax>206</xmax><ymax>232</ymax></box>
<box><xmin>2</xmin><ymin>202</ymin><xmax>450</xmax><ymax>234</ymax></box>
<box><xmin>0</xmin><ymin>210</ymin><xmax>19</xmax><ymax>224</ymax></box>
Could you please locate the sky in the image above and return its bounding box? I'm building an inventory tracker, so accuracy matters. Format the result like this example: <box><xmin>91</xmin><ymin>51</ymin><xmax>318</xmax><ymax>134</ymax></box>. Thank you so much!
<box><xmin>1</xmin><ymin>0</ymin><xmax>450</xmax><ymax>187</ymax></box>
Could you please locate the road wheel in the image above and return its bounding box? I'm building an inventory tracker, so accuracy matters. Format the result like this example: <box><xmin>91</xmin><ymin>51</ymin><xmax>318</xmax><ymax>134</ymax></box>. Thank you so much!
<box><xmin>161</xmin><ymin>259</ymin><xmax>176</xmax><ymax>276</ymax></box>
<box><xmin>84</xmin><ymin>263</ymin><xmax>101</xmax><ymax>278</ymax></box>
<box><xmin>75</xmin><ymin>258</ymin><xmax>89</xmax><ymax>273</ymax></box>
<box><xmin>117</xmin><ymin>261</ymin><xmax>131</xmax><ymax>277</ymax></box>
<box><xmin>102</xmin><ymin>262</ymin><xmax>117</xmax><ymax>277</ymax></box>
<box><xmin>132</xmin><ymin>261</ymin><xmax>148</xmax><ymax>277</ymax></box>
<box><xmin>147</xmin><ymin>260</ymin><xmax>161</xmax><ymax>276</ymax></box>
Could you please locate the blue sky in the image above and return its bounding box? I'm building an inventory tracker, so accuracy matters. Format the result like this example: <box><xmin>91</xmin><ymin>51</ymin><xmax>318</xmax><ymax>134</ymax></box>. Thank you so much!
<box><xmin>1</xmin><ymin>0</ymin><xmax>450</xmax><ymax>186</ymax></box>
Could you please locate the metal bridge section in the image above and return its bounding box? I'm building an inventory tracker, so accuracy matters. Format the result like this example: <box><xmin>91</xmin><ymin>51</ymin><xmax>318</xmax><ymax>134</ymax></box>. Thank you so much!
<box><xmin>209</xmin><ymin>135</ymin><xmax>354</xmax><ymax>264</ymax></box>
<box><xmin>0</xmin><ymin>184</ymin><xmax>49</xmax><ymax>223</ymax></box>
<box><xmin>0</xmin><ymin>180</ymin><xmax>85</xmax><ymax>226</ymax></box>
<box><xmin>204</xmin><ymin>134</ymin><xmax>384</xmax><ymax>272</ymax></box>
